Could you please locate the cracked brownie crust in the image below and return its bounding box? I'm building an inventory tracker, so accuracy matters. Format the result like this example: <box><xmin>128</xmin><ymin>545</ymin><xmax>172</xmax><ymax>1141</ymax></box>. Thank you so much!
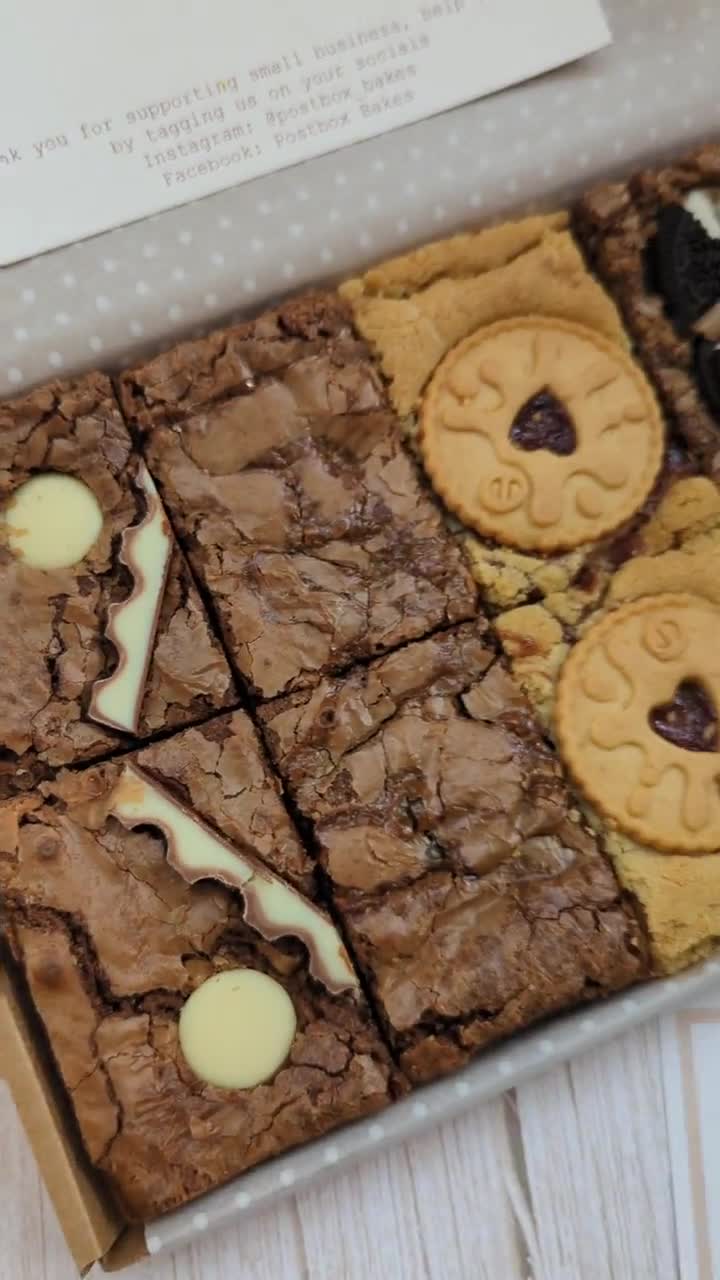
<box><xmin>119</xmin><ymin>293</ymin><xmax>477</xmax><ymax>700</ymax></box>
<box><xmin>0</xmin><ymin>712</ymin><xmax>392</xmax><ymax>1220</ymax></box>
<box><xmin>260</xmin><ymin>621</ymin><xmax>648</xmax><ymax>1083</ymax></box>
<box><xmin>0</xmin><ymin>374</ymin><xmax>235</xmax><ymax>798</ymax></box>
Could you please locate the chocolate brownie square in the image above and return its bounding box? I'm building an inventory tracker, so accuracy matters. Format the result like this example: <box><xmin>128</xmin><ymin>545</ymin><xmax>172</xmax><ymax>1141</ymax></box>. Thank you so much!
<box><xmin>260</xmin><ymin>620</ymin><xmax>647</xmax><ymax>1084</ymax></box>
<box><xmin>118</xmin><ymin>293</ymin><xmax>477</xmax><ymax>700</ymax></box>
<box><xmin>575</xmin><ymin>143</ymin><xmax>720</xmax><ymax>476</ymax></box>
<box><xmin>0</xmin><ymin>373</ymin><xmax>235</xmax><ymax>799</ymax></box>
<box><xmin>0</xmin><ymin>711</ymin><xmax>392</xmax><ymax>1221</ymax></box>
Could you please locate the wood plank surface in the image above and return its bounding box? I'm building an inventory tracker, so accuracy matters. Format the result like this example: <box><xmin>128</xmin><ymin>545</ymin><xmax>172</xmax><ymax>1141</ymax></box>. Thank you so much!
<box><xmin>0</xmin><ymin>1022</ymin><xmax>676</xmax><ymax>1280</ymax></box>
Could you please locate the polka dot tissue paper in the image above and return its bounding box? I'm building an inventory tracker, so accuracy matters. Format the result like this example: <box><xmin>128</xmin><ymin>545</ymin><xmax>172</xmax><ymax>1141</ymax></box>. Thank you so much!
<box><xmin>2</xmin><ymin>0</ymin><xmax>718</xmax><ymax>400</ymax></box>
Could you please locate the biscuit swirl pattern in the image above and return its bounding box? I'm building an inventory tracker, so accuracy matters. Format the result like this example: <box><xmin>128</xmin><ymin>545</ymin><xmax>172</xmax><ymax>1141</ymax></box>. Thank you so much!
<box><xmin>556</xmin><ymin>593</ymin><xmax>720</xmax><ymax>853</ymax></box>
<box><xmin>421</xmin><ymin>316</ymin><xmax>664</xmax><ymax>552</ymax></box>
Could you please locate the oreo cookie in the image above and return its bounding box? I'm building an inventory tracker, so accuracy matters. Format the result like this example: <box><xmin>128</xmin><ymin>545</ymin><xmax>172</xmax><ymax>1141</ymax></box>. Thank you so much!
<box><xmin>696</xmin><ymin>337</ymin><xmax>720</xmax><ymax>419</ymax></box>
<box><xmin>654</xmin><ymin>204</ymin><xmax>720</xmax><ymax>334</ymax></box>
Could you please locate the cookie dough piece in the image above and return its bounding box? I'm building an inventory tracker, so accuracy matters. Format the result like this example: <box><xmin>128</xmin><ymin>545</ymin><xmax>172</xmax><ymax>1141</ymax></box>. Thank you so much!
<box><xmin>0</xmin><ymin>711</ymin><xmax>391</xmax><ymax>1220</ymax></box>
<box><xmin>261</xmin><ymin>620</ymin><xmax>647</xmax><ymax>1084</ymax></box>
<box><xmin>120</xmin><ymin>293</ymin><xmax>477</xmax><ymax>700</ymax></box>
<box><xmin>341</xmin><ymin>211</ymin><xmax>569</xmax><ymax>301</ymax></box>
<box><xmin>0</xmin><ymin>374</ymin><xmax>235</xmax><ymax>799</ymax></box>
<box><xmin>598</xmin><ymin>827</ymin><xmax>720</xmax><ymax>973</ymax></box>
<box><xmin>341</xmin><ymin>215</ymin><xmax>626</xmax><ymax>415</ymax></box>
<box><xmin>575</xmin><ymin>142</ymin><xmax>720</xmax><ymax>476</ymax></box>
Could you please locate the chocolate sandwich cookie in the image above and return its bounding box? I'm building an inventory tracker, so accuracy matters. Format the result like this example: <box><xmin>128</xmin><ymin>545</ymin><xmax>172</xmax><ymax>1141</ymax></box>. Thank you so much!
<box><xmin>575</xmin><ymin>143</ymin><xmax>720</xmax><ymax>475</ymax></box>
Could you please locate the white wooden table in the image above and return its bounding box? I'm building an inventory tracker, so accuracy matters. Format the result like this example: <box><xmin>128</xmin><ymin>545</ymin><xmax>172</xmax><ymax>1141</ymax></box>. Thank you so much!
<box><xmin>0</xmin><ymin>1021</ymin><xmax>679</xmax><ymax>1280</ymax></box>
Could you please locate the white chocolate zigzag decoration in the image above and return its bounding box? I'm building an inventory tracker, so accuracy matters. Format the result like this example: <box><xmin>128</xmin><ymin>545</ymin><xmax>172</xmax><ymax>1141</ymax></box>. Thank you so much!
<box><xmin>90</xmin><ymin>463</ymin><xmax>172</xmax><ymax>734</ymax></box>
<box><xmin>109</xmin><ymin>763</ymin><xmax>360</xmax><ymax>996</ymax></box>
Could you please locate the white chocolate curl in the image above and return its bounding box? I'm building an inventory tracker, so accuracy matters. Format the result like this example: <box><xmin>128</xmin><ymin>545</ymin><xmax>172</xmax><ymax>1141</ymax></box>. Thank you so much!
<box><xmin>89</xmin><ymin>463</ymin><xmax>172</xmax><ymax>734</ymax></box>
<box><xmin>109</xmin><ymin>763</ymin><xmax>360</xmax><ymax>997</ymax></box>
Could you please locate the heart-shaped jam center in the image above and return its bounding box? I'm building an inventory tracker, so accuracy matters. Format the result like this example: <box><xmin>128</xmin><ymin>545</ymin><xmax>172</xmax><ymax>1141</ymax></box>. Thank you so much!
<box><xmin>509</xmin><ymin>388</ymin><xmax>577</xmax><ymax>457</ymax></box>
<box><xmin>649</xmin><ymin>679</ymin><xmax>719</xmax><ymax>753</ymax></box>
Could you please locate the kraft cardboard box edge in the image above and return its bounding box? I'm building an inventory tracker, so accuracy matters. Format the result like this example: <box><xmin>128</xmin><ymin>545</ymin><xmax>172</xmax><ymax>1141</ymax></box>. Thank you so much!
<box><xmin>0</xmin><ymin>959</ymin><xmax>145</xmax><ymax>1273</ymax></box>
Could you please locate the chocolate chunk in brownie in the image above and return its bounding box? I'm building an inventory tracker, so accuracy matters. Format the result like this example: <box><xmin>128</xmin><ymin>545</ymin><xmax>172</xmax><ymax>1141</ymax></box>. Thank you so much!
<box><xmin>0</xmin><ymin>711</ymin><xmax>392</xmax><ymax>1221</ymax></box>
<box><xmin>0</xmin><ymin>373</ymin><xmax>235</xmax><ymax>799</ymax></box>
<box><xmin>260</xmin><ymin>620</ymin><xmax>648</xmax><ymax>1083</ymax></box>
<box><xmin>575</xmin><ymin>143</ymin><xmax>720</xmax><ymax>476</ymax></box>
<box><xmin>118</xmin><ymin>293</ymin><xmax>477</xmax><ymax>700</ymax></box>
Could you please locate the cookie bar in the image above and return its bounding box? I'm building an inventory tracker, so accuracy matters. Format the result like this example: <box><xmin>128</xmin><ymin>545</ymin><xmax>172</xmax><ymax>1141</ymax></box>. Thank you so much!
<box><xmin>339</xmin><ymin>211</ymin><xmax>680</xmax><ymax>620</ymax></box>
<box><xmin>340</xmin><ymin>212</ymin><xmax>701</xmax><ymax>657</ymax></box>
<box><xmin>260</xmin><ymin>620</ymin><xmax>648</xmax><ymax>1084</ymax></box>
<box><xmin>0</xmin><ymin>373</ymin><xmax>235</xmax><ymax>799</ymax></box>
<box><xmin>340</xmin><ymin>211</ymin><xmax>720</xmax><ymax>977</ymax></box>
<box><xmin>0</xmin><ymin>711</ymin><xmax>392</xmax><ymax>1220</ymax></box>
<box><xmin>505</xmin><ymin>473</ymin><xmax>720</xmax><ymax>973</ymax></box>
<box><xmin>119</xmin><ymin>292</ymin><xmax>477</xmax><ymax>700</ymax></box>
<box><xmin>575</xmin><ymin>143</ymin><xmax>720</xmax><ymax>476</ymax></box>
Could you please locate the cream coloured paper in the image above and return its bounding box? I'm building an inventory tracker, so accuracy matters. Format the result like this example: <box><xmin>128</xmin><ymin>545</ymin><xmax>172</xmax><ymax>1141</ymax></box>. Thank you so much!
<box><xmin>0</xmin><ymin>0</ymin><xmax>609</xmax><ymax>263</ymax></box>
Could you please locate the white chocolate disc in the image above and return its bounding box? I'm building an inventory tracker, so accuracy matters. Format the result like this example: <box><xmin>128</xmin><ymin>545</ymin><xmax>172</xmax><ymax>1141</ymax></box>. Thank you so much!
<box><xmin>2</xmin><ymin>473</ymin><xmax>103</xmax><ymax>570</ymax></box>
<box><xmin>179</xmin><ymin>969</ymin><xmax>297</xmax><ymax>1090</ymax></box>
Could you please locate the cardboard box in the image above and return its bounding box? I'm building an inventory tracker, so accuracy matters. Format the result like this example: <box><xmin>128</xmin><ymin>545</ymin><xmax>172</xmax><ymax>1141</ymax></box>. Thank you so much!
<box><xmin>2</xmin><ymin>0</ymin><xmax>720</xmax><ymax>1267</ymax></box>
<box><xmin>0</xmin><ymin>960</ymin><xmax>134</xmax><ymax>1271</ymax></box>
